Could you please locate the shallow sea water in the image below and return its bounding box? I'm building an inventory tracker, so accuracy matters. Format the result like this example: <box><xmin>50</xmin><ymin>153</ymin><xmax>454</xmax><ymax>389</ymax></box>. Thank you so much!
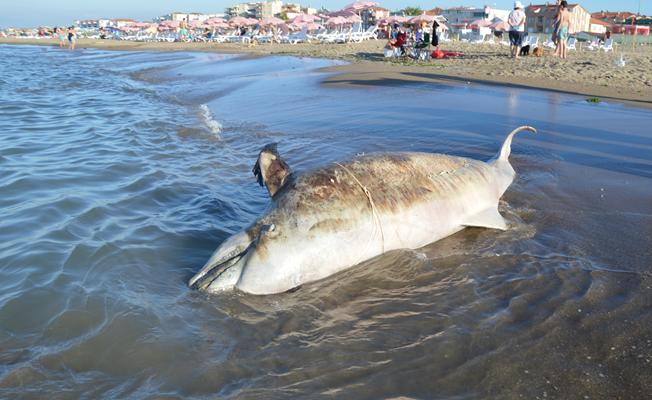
<box><xmin>1</xmin><ymin>45</ymin><xmax>651</xmax><ymax>399</ymax></box>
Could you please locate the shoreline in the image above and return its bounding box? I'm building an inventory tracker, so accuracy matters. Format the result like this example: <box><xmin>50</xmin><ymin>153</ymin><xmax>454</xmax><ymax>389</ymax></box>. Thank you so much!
<box><xmin>3</xmin><ymin>37</ymin><xmax>651</xmax><ymax>109</ymax></box>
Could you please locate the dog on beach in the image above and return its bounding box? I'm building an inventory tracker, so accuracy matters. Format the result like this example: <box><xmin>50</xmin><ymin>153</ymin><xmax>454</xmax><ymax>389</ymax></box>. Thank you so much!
<box><xmin>533</xmin><ymin>46</ymin><xmax>544</xmax><ymax>57</ymax></box>
<box><xmin>519</xmin><ymin>45</ymin><xmax>530</xmax><ymax>56</ymax></box>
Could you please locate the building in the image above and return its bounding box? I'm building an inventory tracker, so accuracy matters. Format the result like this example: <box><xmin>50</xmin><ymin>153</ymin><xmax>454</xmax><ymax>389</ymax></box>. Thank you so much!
<box><xmin>257</xmin><ymin>0</ymin><xmax>283</xmax><ymax>18</ymax></box>
<box><xmin>110</xmin><ymin>18</ymin><xmax>137</xmax><ymax>28</ymax></box>
<box><xmin>425</xmin><ymin>8</ymin><xmax>444</xmax><ymax>16</ymax></box>
<box><xmin>359</xmin><ymin>6</ymin><xmax>390</xmax><ymax>28</ymax></box>
<box><xmin>442</xmin><ymin>6</ymin><xmax>509</xmax><ymax>30</ymax></box>
<box><xmin>589</xmin><ymin>18</ymin><xmax>611</xmax><ymax>34</ymax></box>
<box><xmin>75</xmin><ymin>19</ymin><xmax>112</xmax><ymax>29</ymax></box>
<box><xmin>591</xmin><ymin>11</ymin><xmax>637</xmax><ymax>24</ymax></box>
<box><xmin>154</xmin><ymin>12</ymin><xmax>225</xmax><ymax>23</ymax></box>
<box><xmin>525</xmin><ymin>3</ymin><xmax>590</xmax><ymax>34</ymax></box>
<box><xmin>612</xmin><ymin>24</ymin><xmax>650</xmax><ymax>35</ymax></box>
<box><xmin>225</xmin><ymin>3</ymin><xmax>256</xmax><ymax>18</ymax></box>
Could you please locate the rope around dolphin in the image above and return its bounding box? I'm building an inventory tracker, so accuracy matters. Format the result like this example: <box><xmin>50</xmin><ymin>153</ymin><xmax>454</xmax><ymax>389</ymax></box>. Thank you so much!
<box><xmin>334</xmin><ymin>162</ymin><xmax>385</xmax><ymax>253</ymax></box>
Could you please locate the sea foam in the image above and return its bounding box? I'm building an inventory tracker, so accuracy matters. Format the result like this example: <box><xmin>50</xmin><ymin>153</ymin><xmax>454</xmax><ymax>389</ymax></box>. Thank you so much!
<box><xmin>199</xmin><ymin>104</ymin><xmax>222</xmax><ymax>136</ymax></box>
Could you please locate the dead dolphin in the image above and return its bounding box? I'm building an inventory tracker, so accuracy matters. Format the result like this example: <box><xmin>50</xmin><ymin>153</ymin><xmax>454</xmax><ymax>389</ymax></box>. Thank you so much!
<box><xmin>189</xmin><ymin>126</ymin><xmax>537</xmax><ymax>295</ymax></box>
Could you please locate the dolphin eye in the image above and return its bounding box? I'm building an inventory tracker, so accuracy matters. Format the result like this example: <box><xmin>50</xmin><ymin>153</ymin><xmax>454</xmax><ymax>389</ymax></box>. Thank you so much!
<box><xmin>269</xmin><ymin>224</ymin><xmax>276</xmax><ymax>232</ymax></box>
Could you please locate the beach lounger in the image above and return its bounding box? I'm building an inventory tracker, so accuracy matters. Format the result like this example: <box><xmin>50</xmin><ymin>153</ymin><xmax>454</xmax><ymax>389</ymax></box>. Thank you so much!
<box><xmin>544</xmin><ymin>36</ymin><xmax>556</xmax><ymax>49</ymax></box>
<box><xmin>602</xmin><ymin>38</ymin><xmax>613</xmax><ymax>52</ymax></box>
<box><xmin>585</xmin><ymin>38</ymin><xmax>600</xmax><ymax>50</ymax></box>
<box><xmin>566</xmin><ymin>37</ymin><xmax>577</xmax><ymax>50</ymax></box>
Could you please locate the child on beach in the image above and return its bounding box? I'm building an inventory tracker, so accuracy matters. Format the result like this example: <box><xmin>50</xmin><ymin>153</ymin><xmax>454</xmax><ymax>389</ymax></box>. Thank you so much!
<box><xmin>57</xmin><ymin>27</ymin><xmax>66</xmax><ymax>48</ymax></box>
<box><xmin>556</xmin><ymin>1</ymin><xmax>571</xmax><ymax>59</ymax></box>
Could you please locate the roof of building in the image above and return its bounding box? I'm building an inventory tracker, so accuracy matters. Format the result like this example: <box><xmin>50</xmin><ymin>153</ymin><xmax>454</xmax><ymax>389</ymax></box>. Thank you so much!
<box><xmin>591</xmin><ymin>11</ymin><xmax>637</xmax><ymax>19</ymax></box>
<box><xmin>590</xmin><ymin>18</ymin><xmax>612</xmax><ymax>27</ymax></box>
<box><xmin>111</xmin><ymin>18</ymin><xmax>137</xmax><ymax>22</ymax></box>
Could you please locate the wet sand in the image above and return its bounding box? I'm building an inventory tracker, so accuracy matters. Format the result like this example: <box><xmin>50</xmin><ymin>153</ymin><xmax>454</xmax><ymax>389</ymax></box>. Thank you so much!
<box><xmin>3</xmin><ymin>37</ymin><xmax>651</xmax><ymax>109</ymax></box>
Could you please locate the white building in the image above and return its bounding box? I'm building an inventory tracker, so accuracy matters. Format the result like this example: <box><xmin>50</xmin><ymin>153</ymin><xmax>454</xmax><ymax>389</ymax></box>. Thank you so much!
<box><xmin>225</xmin><ymin>3</ymin><xmax>257</xmax><ymax>18</ymax></box>
<box><xmin>75</xmin><ymin>19</ymin><xmax>112</xmax><ymax>29</ymax></box>
<box><xmin>442</xmin><ymin>6</ymin><xmax>509</xmax><ymax>30</ymax></box>
<box><xmin>155</xmin><ymin>12</ymin><xmax>225</xmax><ymax>23</ymax></box>
<box><xmin>259</xmin><ymin>0</ymin><xmax>283</xmax><ymax>18</ymax></box>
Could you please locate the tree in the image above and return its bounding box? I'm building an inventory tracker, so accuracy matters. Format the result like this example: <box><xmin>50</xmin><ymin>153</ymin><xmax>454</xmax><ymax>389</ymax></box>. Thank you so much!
<box><xmin>402</xmin><ymin>6</ymin><xmax>423</xmax><ymax>16</ymax></box>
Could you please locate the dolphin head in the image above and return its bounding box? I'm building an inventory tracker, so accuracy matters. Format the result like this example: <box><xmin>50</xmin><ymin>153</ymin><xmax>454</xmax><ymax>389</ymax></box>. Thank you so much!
<box><xmin>188</xmin><ymin>213</ymin><xmax>303</xmax><ymax>295</ymax></box>
<box><xmin>189</xmin><ymin>144</ymin><xmax>304</xmax><ymax>295</ymax></box>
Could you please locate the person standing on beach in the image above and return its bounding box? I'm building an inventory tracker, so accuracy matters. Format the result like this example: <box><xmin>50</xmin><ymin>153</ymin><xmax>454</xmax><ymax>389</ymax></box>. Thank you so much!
<box><xmin>57</xmin><ymin>27</ymin><xmax>66</xmax><ymax>48</ymax></box>
<box><xmin>508</xmin><ymin>1</ymin><xmax>526</xmax><ymax>58</ymax></box>
<box><xmin>67</xmin><ymin>26</ymin><xmax>76</xmax><ymax>51</ymax></box>
<box><xmin>552</xmin><ymin>0</ymin><xmax>562</xmax><ymax>56</ymax></box>
<box><xmin>431</xmin><ymin>19</ymin><xmax>440</xmax><ymax>52</ymax></box>
<box><xmin>557</xmin><ymin>1</ymin><xmax>571</xmax><ymax>59</ymax></box>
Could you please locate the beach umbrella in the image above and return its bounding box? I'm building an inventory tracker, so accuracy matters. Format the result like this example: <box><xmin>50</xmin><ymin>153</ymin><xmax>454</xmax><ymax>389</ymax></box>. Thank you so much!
<box><xmin>245</xmin><ymin>18</ymin><xmax>260</xmax><ymax>26</ymax></box>
<box><xmin>344</xmin><ymin>1</ymin><xmax>378</xmax><ymax>11</ymax></box>
<box><xmin>228</xmin><ymin>16</ymin><xmax>249</xmax><ymax>26</ymax></box>
<box><xmin>409</xmin><ymin>14</ymin><xmax>435</xmax><ymax>24</ymax></box>
<box><xmin>188</xmin><ymin>20</ymin><xmax>205</xmax><ymax>29</ymax></box>
<box><xmin>159</xmin><ymin>20</ymin><xmax>180</xmax><ymax>29</ymax></box>
<box><xmin>205</xmin><ymin>17</ymin><xmax>226</xmax><ymax>24</ymax></box>
<box><xmin>304</xmin><ymin>22</ymin><xmax>323</xmax><ymax>31</ymax></box>
<box><xmin>291</xmin><ymin>14</ymin><xmax>319</xmax><ymax>24</ymax></box>
<box><xmin>346</xmin><ymin>14</ymin><xmax>362</xmax><ymax>23</ymax></box>
<box><xmin>490</xmin><ymin>21</ymin><xmax>509</xmax><ymax>31</ymax></box>
<box><xmin>260</xmin><ymin>16</ymin><xmax>285</xmax><ymax>26</ymax></box>
<box><xmin>386</xmin><ymin>15</ymin><xmax>409</xmax><ymax>24</ymax></box>
<box><xmin>469</xmin><ymin>19</ymin><xmax>492</xmax><ymax>28</ymax></box>
<box><xmin>326</xmin><ymin>16</ymin><xmax>348</xmax><ymax>26</ymax></box>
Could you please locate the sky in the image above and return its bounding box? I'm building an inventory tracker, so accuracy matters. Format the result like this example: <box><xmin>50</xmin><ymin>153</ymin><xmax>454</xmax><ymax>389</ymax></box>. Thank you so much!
<box><xmin>1</xmin><ymin>0</ymin><xmax>650</xmax><ymax>27</ymax></box>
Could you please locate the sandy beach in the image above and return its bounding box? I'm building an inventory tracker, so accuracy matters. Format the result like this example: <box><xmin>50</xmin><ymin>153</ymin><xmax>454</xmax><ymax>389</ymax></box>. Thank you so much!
<box><xmin>3</xmin><ymin>36</ymin><xmax>652</xmax><ymax>108</ymax></box>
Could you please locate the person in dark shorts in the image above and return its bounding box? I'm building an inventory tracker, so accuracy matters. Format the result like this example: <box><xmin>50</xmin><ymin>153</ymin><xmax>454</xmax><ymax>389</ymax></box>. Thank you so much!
<box><xmin>507</xmin><ymin>1</ymin><xmax>526</xmax><ymax>58</ymax></box>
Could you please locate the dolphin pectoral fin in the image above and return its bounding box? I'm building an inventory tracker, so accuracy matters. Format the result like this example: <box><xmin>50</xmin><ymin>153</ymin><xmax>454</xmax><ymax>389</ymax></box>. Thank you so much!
<box><xmin>463</xmin><ymin>208</ymin><xmax>508</xmax><ymax>230</ymax></box>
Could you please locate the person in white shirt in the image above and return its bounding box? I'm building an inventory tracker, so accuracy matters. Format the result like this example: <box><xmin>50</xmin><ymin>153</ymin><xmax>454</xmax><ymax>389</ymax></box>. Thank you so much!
<box><xmin>508</xmin><ymin>1</ymin><xmax>527</xmax><ymax>58</ymax></box>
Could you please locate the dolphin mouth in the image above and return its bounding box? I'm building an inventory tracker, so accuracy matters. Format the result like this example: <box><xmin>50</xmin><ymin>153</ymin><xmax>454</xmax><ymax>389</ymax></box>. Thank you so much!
<box><xmin>189</xmin><ymin>252</ymin><xmax>247</xmax><ymax>291</ymax></box>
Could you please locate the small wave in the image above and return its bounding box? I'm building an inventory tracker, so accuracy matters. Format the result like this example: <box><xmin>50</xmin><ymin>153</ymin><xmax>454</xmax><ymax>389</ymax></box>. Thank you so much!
<box><xmin>198</xmin><ymin>104</ymin><xmax>222</xmax><ymax>136</ymax></box>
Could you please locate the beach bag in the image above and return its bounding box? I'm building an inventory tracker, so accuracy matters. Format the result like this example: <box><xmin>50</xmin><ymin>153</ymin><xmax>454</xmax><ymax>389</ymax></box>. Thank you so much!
<box><xmin>384</xmin><ymin>46</ymin><xmax>394</xmax><ymax>58</ymax></box>
<box><xmin>432</xmin><ymin>49</ymin><xmax>445</xmax><ymax>59</ymax></box>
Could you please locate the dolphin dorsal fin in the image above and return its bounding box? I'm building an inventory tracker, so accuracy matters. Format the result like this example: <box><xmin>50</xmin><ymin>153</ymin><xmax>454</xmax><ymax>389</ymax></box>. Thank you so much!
<box><xmin>252</xmin><ymin>143</ymin><xmax>291</xmax><ymax>198</ymax></box>
<box><xmin>463</xmin><ymin>207</ymin><xmax>508</xmax><ymax>230</ymax></box>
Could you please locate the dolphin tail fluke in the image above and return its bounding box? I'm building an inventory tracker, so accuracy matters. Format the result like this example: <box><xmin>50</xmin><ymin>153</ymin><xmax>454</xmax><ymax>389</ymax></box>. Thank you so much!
<box><xmin>497</xmin><ymin>126</ymin><xmax>537</xmax><ymax>162</ymax></box>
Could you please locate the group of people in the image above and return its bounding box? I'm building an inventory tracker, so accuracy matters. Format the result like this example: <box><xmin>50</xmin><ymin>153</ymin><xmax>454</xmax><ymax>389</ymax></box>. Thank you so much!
<box><xmin>54</xmin><ymin>26</ymin><xmax>77</xmax><ymax>50</ymax></box>
<box><xmin>507</xmin><ymin>0</ymin><xmax>571</xmax><ymax>59</ymax></box>
<box><xmin>385</xmin><ymin>20</ymin><xmax>441</xmax><ymax>57</ymax></box>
